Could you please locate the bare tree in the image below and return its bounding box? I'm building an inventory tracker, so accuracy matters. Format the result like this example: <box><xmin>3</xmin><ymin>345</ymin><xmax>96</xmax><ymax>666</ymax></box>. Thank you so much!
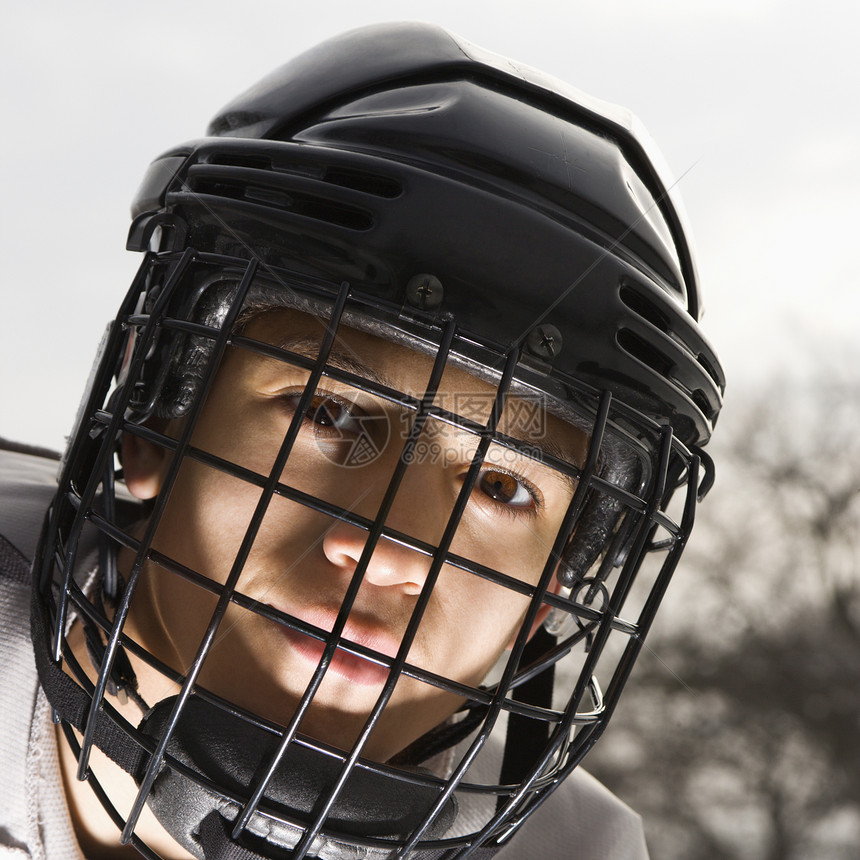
<box><xmin>587</xmin><ymin>362</ymin><xmax>860</xmax><ymax>859</ymax></box>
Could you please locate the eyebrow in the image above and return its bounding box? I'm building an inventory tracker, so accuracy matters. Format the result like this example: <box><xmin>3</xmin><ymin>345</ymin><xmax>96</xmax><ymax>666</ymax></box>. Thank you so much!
<box><xmin>274</xmin><ymin>334</ymin><xmax>393</xmax><ymax>389</ymax></box>
<box><xmin>528</xmin><ymin>435</ymin><xmax>580</xmax><ymax>469</ymax></box>
<box><xmin>472</xmin><ymin>396</ymin><xmax>586</xmax><ymax>472</ymax></box>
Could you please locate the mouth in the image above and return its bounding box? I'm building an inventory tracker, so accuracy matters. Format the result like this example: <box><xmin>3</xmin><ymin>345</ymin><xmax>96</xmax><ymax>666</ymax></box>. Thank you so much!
<box><xmin>277</xmin><ymin>605</ymin><xmax>402</xmax><ymax>687</ymax></box>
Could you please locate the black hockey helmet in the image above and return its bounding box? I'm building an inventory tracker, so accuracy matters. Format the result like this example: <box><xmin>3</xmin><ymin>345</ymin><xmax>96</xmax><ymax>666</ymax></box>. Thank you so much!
<box><xmin>33</xmin><ymin>22</ymin><xmax>724</xmax><ymax>860</ymax></box>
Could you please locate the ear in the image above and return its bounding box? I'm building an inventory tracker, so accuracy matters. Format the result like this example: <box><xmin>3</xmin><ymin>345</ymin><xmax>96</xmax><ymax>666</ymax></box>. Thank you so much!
<box><xmin>121</xmin><ymin>425</ymin><xmax>170</xmax><ymax>500</ymax></box>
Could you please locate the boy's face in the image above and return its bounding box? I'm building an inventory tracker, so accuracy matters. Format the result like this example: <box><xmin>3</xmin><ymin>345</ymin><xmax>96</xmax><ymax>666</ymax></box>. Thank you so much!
<box><xmin>123</xmin><ymin>309</ymin><xmax>587</xmax><ymax>762</ymax></box>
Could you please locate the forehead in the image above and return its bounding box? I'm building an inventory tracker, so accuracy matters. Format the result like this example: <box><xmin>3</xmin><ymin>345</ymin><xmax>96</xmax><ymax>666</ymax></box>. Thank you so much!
<box><xmin>238</xmin><ymin>309</ymin><xmax>588</xmax><ymax>465</ymax></box>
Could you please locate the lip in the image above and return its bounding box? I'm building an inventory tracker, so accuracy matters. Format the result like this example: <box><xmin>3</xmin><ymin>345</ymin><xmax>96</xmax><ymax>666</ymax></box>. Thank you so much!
<box><xmin>275</xmin><ymin>604</ymin><xmax>403</xmax><ymax>687</ymax></box>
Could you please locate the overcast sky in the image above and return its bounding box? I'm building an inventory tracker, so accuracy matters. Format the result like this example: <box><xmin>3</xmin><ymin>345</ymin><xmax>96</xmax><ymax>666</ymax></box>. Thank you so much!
<box><xmin>2</xmin><ymin>0</ymin><xmax>858</xmax><ymax>450</ymax></box>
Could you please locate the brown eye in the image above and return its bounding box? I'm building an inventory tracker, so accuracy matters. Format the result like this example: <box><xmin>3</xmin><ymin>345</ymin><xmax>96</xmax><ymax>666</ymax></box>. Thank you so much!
<box><xmin>477</xmin><ymin>469</ymin><xmax>535</xmax><ymax>509</ymax></box>
<box><xmin>308</xmin><ymin>395</ymin><xmax>347</xmax><ymax>428</ymax></box>
<box><xmin>283</xmin><ymin>392</ymin><xmax>365</xmax><ymax>437</ymax></box>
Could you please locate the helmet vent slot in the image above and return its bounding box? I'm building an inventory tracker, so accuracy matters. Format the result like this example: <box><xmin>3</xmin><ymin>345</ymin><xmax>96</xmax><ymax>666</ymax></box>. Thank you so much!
<box><xmin>692</xmin><ymin>388</ymin><xmax>714</xmax><ymax>420</ymax></box>
<box><xmin>189</xmin><ymin>176</ymin><xmax>374</xmax><ymax>231</ymax></box>
<box><xmin>208</xmin><ymin>153</ymin><xmax>274</xmax><ymax>171</ymax></box>
<box><xmin>619</xmin><ymin>283</ymin><xmax>670</xmax><ymax>333</ymax></box>
<box><xmin>323</xmin><ymin>167</ymin><xmax>402</xmax><ymax>198</ymax></box>
<box><xmin>617</xmin><ymin>328</ymin><xmax>674</xmax><ymax>379</ymax></box>
<box><xmin>696</xmin><ymin>352</ymin><xmax>723</xmax><ymax>391</ymax></box>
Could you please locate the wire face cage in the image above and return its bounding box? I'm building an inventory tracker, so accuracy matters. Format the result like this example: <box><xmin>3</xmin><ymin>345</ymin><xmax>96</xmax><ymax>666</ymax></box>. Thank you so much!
<box><xmin>33</xmin><ymin>248</ymin><xmax>712</xmax><ymax>860</ymax></box>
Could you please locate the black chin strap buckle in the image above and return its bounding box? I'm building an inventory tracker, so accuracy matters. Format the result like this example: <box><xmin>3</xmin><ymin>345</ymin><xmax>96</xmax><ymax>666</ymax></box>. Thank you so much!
<box><xmin>198</xmin><ymin>812</ymin><xmax>268</xmax><ymax>860</ymax></box>
<box><xmin>81</xmin><ymin>611</ymin><xmax>148</xmax><ymax>712</ymax></box>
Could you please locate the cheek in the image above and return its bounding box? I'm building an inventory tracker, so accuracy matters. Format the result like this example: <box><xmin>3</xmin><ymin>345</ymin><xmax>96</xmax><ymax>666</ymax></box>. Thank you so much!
<box><xmin>427</xmin><ymin>567</ymin><xmax>531</xmax><ymax>684</ymax></box>
<box><xmin>450</xmin><ymin>512</ymin><xmax>556</xmax><ymax>593</ymax></box>
<box><xmin>152</xmin><ymin>458</ymin><xmax>262</xmax><ymax>584</ymax></box>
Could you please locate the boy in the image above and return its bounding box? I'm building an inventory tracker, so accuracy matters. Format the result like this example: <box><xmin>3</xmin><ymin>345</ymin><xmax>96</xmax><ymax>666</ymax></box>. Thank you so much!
<box><xmin>1</xmin><ymin>22</ymin><xmax>724</xmax><ymax>860</ymax></box>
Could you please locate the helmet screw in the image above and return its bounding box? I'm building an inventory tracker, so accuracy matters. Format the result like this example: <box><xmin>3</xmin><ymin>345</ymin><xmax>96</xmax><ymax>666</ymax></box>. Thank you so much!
<box><xmin>405</xmin><ymin>274</ymin><xmax>444</xmax><ymax>310</ymax></box>
<box><xmin>525</xmin><ymin>324</ymin><xmax>563</xmax><ymax>360</ymax></box>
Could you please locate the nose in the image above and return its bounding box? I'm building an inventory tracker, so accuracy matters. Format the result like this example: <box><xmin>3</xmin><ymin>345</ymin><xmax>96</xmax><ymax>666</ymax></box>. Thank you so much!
<box><xmin>321</xmin><ymin>517</ymin><xmax>435</xmax><ymax>596</ymax></box>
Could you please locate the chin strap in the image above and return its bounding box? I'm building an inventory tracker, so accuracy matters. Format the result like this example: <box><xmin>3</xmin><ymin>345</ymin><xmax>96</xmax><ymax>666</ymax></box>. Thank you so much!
<box><xmin>498</xmin><ymin>629</ymin><xmax>556</xmax><ymax>801</ymax></box>
<box><xmin>194</xmin><ymin>813</ymin><xmax>504</xmax><ymax>860</ymax></box>
<box><xmin>197</xmin><ymin>812</ymin><xmax>285</xmax><ymax>860</ymax></box>
<box><xmin>30</xmin><ymin>583</ymin><xmax>150</xmax><ymax>777</ymax></box>
<box><xmin>30</xmin><ymin>585</ymin><xmax>506</xmax><ymax>860</ymax></box>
